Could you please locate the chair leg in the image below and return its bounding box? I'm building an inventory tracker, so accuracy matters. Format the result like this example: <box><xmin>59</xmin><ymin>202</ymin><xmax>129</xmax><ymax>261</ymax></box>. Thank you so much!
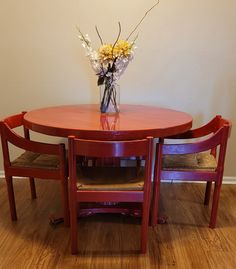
<box><xmin>209</xmin><ymin>181</ymin><xmax>222</xmax><ymax>229</ymax></box>
<box><xmin>141</xmin><ymin>181</ymin><xmax>152</xmax><ymax>253</ymax></box>
<box><xmin>151</xmin><ymin>178</ymin><xmax>160</xmax><ymax>227</ymax></box>
<box><xmin>70</xmin><ymin>198</ymin><xmax>78</xmax><ymax>254</ymax></box>
<box><xmin>29</xmin><ymin>177</ymin><xmax>37</xmax><ymax>199</ymax></box>
<box><xmin>61</xmin><ymin>178</ymin><xmax>70</xmax><ymax>227</ymax></box>
<box><xmin>6</xmin><ymin>176</ymin><xmax>17</xmax><ymax>221</ymax></box>
<box><xmin>204</xmin><ymin>181</ymin><xmax>212</xmax><ymax>205</ymax></box>
<box><xmin>141</xmin><ymin>201</ymin><xmax>150</xmax><ymax>254</ymax></box>
<box><xmin>151</xmin><ymin>143</ymin><xmax>162</xmax><ymax>227</ymax></box>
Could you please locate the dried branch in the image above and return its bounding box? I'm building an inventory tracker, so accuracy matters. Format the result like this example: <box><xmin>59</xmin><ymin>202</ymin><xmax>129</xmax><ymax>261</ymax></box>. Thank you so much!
<box><xmin>126</xmin><ymin>0</ymin><xmax>160</xmax><ymax>40</ymax></box>
<box><xmin>112</xmin><ymin>22</ymin><xmax>122</xmax><ymax>53</ymax></box>
<box><xmin>95</xmin><ymin>25</ymin><xmax>104</xmax><ymax>45</ymax></box>
<box><xmin>130</xmin><ymin>33</ymin><xmax>139</xmax><ymax>48</ymax></box>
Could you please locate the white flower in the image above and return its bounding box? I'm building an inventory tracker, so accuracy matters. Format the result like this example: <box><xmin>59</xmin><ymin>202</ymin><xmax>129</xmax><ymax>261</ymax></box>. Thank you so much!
<box><xmin>84</xmin><ymin>34</ymin><xmax>91</xmax><ymax>43</ymax></box>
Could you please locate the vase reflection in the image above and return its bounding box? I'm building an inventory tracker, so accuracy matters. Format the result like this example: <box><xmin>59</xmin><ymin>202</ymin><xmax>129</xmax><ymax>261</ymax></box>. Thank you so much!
<box><xmin>100</xmin><ymin>113</ymin><xmax>120</xmax><ymax>130</ymax></box>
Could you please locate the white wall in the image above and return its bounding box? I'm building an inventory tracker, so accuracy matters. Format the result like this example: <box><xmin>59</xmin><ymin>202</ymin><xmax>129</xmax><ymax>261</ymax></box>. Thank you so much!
<box><xmin>0</xmin><ymin>0</ymin><xmax>235</xmax><ymax>176</ymax></box>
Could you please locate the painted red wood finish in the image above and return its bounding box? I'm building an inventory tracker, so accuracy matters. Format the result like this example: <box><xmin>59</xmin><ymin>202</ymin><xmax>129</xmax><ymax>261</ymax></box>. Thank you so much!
<box><xmin>23</xmin><ymin>104</ymin><xmax>192</xmax><ymax>139</ymax></box>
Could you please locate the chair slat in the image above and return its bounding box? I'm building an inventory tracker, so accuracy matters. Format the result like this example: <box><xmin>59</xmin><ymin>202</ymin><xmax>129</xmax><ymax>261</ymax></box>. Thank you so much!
<box><xmin>71</xmin><ymin>137</ymin><xmax>149</xmax><ymax>157</ymax></box>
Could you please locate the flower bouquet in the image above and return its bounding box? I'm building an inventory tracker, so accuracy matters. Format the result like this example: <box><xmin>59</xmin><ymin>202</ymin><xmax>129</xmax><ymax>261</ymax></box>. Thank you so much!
<box><xmin>77</xmin><ymin>1</ymin><xmax>160</xmax><ymax>113</ymax></box>
<box><xmin>78</xmin><ymin>25</ymin><xmax>134</xmax><ymax>113</ymax></box>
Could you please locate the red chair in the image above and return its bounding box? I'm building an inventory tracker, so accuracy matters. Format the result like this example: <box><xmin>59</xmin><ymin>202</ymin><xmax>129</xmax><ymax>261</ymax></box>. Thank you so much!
<box><xmin>0</xmin><ymin>112</ymin><xmax>69</xmax><ymax>226</ymax></box>
<box><xmin>152</xmin><ymin>115</ymin><xmax>231</xmax><ymax>228</ymax></box>
<box><xmin>68</xmin><ymin>136</ymin><xmax>153</xmax><ymax>254</ymax></box>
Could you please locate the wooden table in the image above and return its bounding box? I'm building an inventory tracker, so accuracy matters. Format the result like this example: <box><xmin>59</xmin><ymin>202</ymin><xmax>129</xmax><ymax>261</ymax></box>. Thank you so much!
<box><xmin>24</xmin><ymin>104</ymin><xmax>192</xmax><ymax>223</ymax></box>
<box><xmin>24</xmin><ymin>104</ymin><xmax>192</xmax><ymax>139</ymax></box>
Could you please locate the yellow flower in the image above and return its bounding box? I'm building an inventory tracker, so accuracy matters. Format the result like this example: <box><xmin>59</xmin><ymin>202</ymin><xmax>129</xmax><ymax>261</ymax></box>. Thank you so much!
<box><xmin>114</xmin><ymin>40</ymin><xmax>132</xmax><ymax>57</ymax></box>
<box><xmin>99</xmin><ymin>44</ymin><xmax>113</xmax><ymax>62</ymax></box>
<box><xmin>99</xmin><ymin>40</ymin><xmax>132</xmax><ymax>62</ymax></box>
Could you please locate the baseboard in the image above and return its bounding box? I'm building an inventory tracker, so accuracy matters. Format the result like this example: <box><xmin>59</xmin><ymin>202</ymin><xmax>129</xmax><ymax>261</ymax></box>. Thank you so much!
<box><xmin>0</xmin><ymin>170</ymin><xmax>5</xmax><ymax>179</ymax></box>
<box><xmin>0</xmin><ymin>170</ymin><xmax>236</xmax><ymax>184</ymax></box>
<box><xmin>220</xmin><ymin>177</ymin><xmax>236</xmax><ymax>184</ymax></box>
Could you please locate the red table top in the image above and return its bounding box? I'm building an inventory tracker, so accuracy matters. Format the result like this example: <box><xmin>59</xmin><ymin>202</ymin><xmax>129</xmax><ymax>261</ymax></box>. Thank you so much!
<box><xmin>23</xmin><ymin>104</ymin><xmax>192</xmax><ymax>140</ymax></box>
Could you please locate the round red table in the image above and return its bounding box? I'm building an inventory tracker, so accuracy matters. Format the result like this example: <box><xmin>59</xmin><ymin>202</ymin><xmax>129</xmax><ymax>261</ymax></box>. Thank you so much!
<box><xmin>24</xmin><ymin>104</ymin><xmax>192</xmax><ymax>139</ymax></box>
<box><xmin>23</xmin><ymin>104</ymin><xmax>192</xmax><ymax>223</ymax></box>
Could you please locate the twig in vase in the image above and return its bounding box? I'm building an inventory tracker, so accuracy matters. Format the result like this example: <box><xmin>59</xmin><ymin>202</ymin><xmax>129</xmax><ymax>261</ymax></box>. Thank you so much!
<box><xmin>95</xmin><ymin>25</ymin><xmax>104</xmax><ymax>45</ymax></box>
<box><xmin>112</xmin><ymin>22</ymin><xmax>122</xmax><ymax>59</ymax></box>
<box><xmin>126</xmin><ymin>0</ymin><xmax>160</xmax><ymax>40</ymax></box>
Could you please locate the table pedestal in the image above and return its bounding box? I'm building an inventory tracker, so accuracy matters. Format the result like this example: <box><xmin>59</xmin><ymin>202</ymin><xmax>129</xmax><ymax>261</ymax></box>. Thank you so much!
<box><xmin>49</xmin><ymin>202</ymin><xmax>168</xmax><ymax>226</ymax></box>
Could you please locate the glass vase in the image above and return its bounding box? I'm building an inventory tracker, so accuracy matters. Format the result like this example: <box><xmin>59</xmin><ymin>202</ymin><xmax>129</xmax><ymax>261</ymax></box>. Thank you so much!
<box><xmin>100</xmin><ymin>82</ymin><xmax>120</xmax><ymax>114</ymax></box>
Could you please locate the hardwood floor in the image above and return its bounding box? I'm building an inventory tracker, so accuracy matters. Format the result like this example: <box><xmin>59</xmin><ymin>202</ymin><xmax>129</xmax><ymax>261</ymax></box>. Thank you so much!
<box><xmin>0</xmin><ymin>178</ymin><xmax>236</xmax><ymax>269</ymax></box>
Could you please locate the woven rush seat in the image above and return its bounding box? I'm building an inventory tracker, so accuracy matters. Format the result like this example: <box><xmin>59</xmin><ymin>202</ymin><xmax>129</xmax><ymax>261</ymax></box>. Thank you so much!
<box><xmin>162</xmin><ymin>152</ymin><xmax>217</xmax><ymax>171</ymax></box>
<box><xmin>11</xmin><ymin>151</ymin><xmax>60</xmax><ymax>169</ymax></box>
<box><xmin>76</xmin><ymin>166</ymin><xmax>144</xmax><ymax>190</ymax></box>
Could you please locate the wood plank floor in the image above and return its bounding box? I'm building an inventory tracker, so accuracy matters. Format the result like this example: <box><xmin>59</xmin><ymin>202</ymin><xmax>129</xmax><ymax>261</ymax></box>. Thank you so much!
<box><xmin>0</xmin><ymin>178</ymin><xmax>236</xmax><ymax>269</ymax></box>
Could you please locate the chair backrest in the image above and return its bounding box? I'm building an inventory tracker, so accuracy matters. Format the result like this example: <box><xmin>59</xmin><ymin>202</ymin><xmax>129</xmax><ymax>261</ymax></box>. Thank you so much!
<box><xmin>0</xmin><ymin>112</ymin><xmax>66</xmax><ymax>177</ymax></box>
<box><xmin>167</xmin><ymin>115</ymin><xmax>230</xmax><ymax>139</ymax></box>
<box><xmin>162</xmin><ymin>117</ymin><xmax>231</xmax><ymax>155</ymax></box>
<box><xmin>68</xmin><ymin>136</ymin><xmax>154</xmax><ymax>190</ymax></box>
<box><xmin>159</xmin><ymin>116</ymin><xmax>231</xmax><ymax>180</ymax></box>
